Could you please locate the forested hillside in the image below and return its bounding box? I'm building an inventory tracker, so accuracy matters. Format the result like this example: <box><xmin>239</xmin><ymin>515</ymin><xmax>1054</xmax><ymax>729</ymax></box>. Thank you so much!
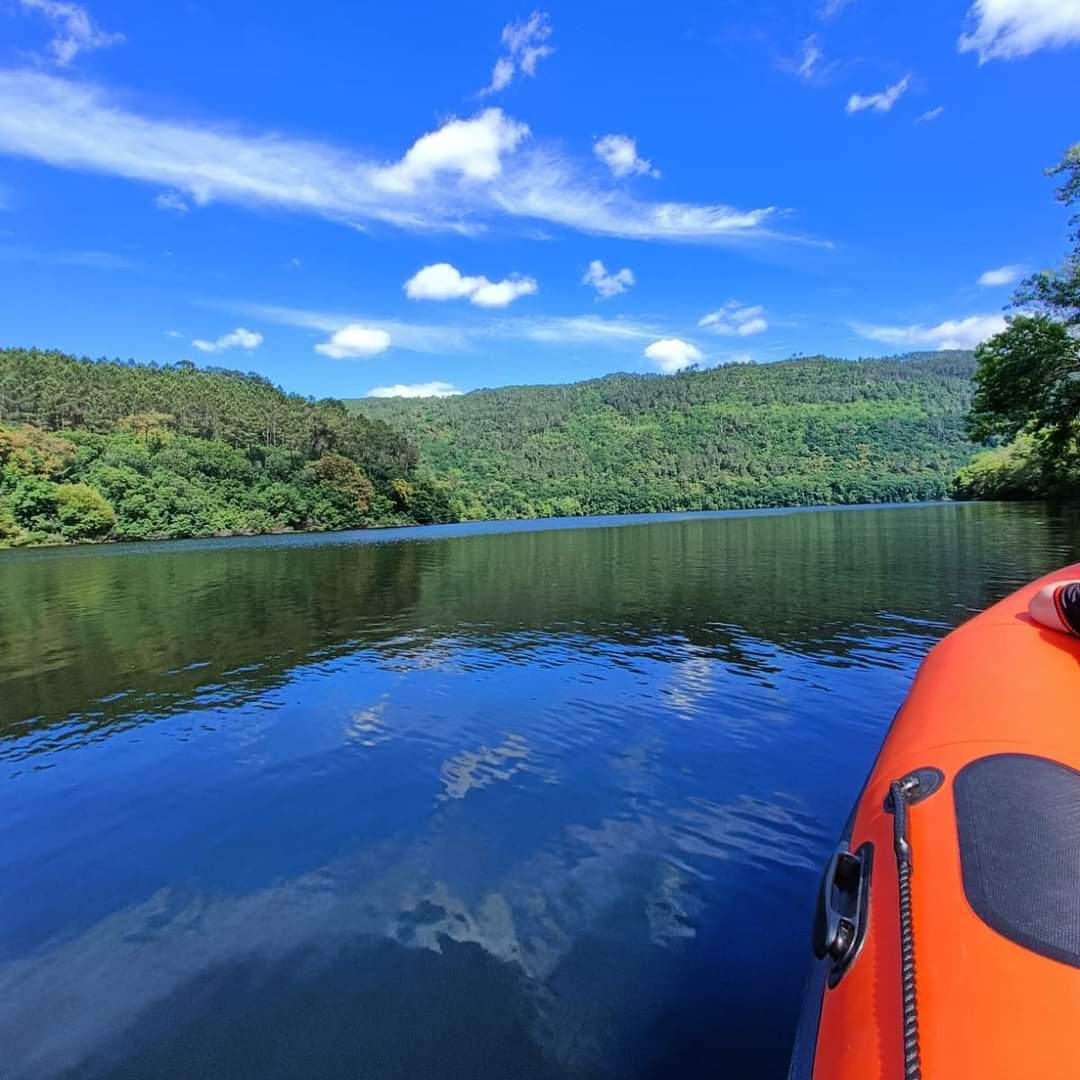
<box><xmin>349</xmin><ymin>352</ymin><xmax>978</xmax><ymax>520</ymax></box>
<box><xmin>0</xmin><ymin>348</ymin><xmax>443</xmax><ymax>547</ymax></box>
<box><xmin>0</xmin><ymin>347</ymin><xmax>981</xmax><ymax>548</ymax></box>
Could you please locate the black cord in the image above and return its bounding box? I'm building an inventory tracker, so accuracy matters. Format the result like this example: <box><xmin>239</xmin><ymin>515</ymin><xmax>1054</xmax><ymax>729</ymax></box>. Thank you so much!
<box><xmin>891</xmin><ymin>777</ymin><xmax>922</xmax><ymax>1080</ymax></box>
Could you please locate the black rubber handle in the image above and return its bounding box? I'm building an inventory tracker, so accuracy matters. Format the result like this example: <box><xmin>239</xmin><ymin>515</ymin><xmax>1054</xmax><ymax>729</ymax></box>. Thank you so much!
<box><xmin>812</xmin><ymin>841</ymin><xmax>872</xmax><ymax>981</ymax></box>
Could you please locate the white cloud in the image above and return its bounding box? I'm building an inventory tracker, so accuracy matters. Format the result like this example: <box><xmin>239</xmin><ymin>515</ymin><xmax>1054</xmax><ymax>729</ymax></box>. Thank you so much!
<box><xmin>846</xmin><ymin>74</ymin><xmax>911</xmax><ymax>114</ymax></box>
<box><xmin>644</xmin><ymin>338</ymin><xmax>704</xmax><ymax>373</ymax></box>
<box><xmin>314</xmin><ymin>324</ymin><xmax>392</xmax><ymax>359</ymax></box>
<box><xmin>698</xmin><ymin>301</ymin><xmax>769</xmax><ymax>337</ymax></box>
<box><xmin>479</xmin><ymin>11</ymin><xmax>554</xmax><ymax>95</ymax></box>
<box><xmin>915</xmin><ymin>106</ymin><xmax>945</xmax><ymax>124</ymax></box>
<box><xmin>366</xmin><ymin>381</ymin><xmax>463</xmax><ymax>398</ymax></box>
<box><xmin>978</xmin><ymin>263</ymin><xmax>1024</xmax><ymax>287</ymax></box>
<box><xmin>798</xmin><ymin>35</ymin><xmax>823</xmax><ymax>79</ymax></box>
<box><xmin>164</xmin><ymin>329</ymin><xmax>183</xmax><ymax>338</ymax></box>
<box><xmin>851</xmin><ymin>313</ymin><xmax>1007</xmax><ymax>350</ymax></box>
<box><xmin>470</xmin><ymin>277</ymin><xmax>538</xmax><ymax>308</ymax></box>
<box><xmin>154</xmin><ymin>190</ymin><xmax>188</xmax><ymax>213</ymax></box>
<box><xmin>593</xmin><ymin>134</ymin><xmax>659</xmax><ymax>179</ymax></box>
<box><xmin>0</xmin><ymin>70</ymin><xmax>798</xmax><ymax>246</ymax></box>
<box><xmin>191</xmin><ymin>327</ymin><xmax>262</xmax><ymax>353</ymax></box>
<box><xmin>404</xmin><ymin>262</ymin><xmax>537</xmax><ymax>308</ymax></box>
<box><xmin>371</xmin><ymin>109</ymin><xmax>529</xmax><ymax>194</ymax></box>
<box><xmin>404</xmin><ymin>263</ymin><xmax>482</xmax><ymax>301</ymax></box>
<box><xmin>17</xmin><ymin>0</ymin><xmax>123</xmax><ymax>66</ymax></box>
<box><xmin>582</xmin><ymin>259</ymin><xmax>635</xmax><ymax>299</ymax></box>
<box><xmin>959</xmin><ymin>0</ymin><xmax>1080</xmax><ymax>62</ymax></box>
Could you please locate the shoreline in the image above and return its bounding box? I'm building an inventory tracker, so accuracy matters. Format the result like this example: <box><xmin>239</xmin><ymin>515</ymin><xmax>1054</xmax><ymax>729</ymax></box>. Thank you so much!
<box><xmin>0</xmin><ymin>498</ymin><xmax>992</xmax><ymax>559</ymax></box>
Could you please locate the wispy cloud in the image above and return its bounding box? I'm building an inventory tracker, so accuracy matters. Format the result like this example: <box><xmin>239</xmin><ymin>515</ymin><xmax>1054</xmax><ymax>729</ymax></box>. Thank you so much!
<box><xmin>0</xmin><ymin>70</ymin><xmax>809</xmax><ymax>247</ymax></box>
<box><xmin>779</xmin><ymin>33</ymin><xmax>842</xmax><ymax>83</ymax></box>
<box><xmin>191</xmin><ymin>327</ymin><xmax>262</xmax><ymax>353</ymax></box>
<box><xmin>513</xmin><ymin>314</ymin><xmax>662</xmax><ymax>345</ymax></box>
<box><xmin>978</xmin><ymin>263</ymin><xmax>1024</xmax><ymax>287</ymax></box>
<box><xmin>819</xmin><ymin>0</ymin><xmax>856</xmax><ymax>19</ymax></box>
<box><xmin>851</xmin><ymin>313</ymin><xmax>1006</xmax><ymax>350</ymax></box>
<box><xmin>644</xmin><ymin>338</ymin><xmax>703</xmax><ymax>373</ymax></box>
<box><xmin>17</xmin><ymin>0</ymin><xmax>123</xmax><ymax>67</ymax></box>
<box><xmin>233</xmin><ymin>302</ymin><xmax>686</xmax><ymax>355</ymax></box>
<box><xmin>404</xmin><ymin>262</ymin><xmax>538</xmax><ymax>308</ymax></box>
<box><xmin>366</xmin><ymin>382</ymin><xmax>463</xmax><ymax>398</ymax></box>
<box><xmin>0</xmin><ymin>243</ymin><xmax>137</xmax><ymax>270</ymax></box>
<box><xmin>582</xmin><ymin>260</ymin><xmax>635</xmax><ymax>299</ymax></box>
<box><xmin>154</xmin><ymin>190</ymin><xmax>188</xmax><ymax>213</ymax></box>
<box><xmin>797</xmin><ymin>35</ymin><xmax>823</xmax><ymax>79</ymax></box>
<box><xmin>698</xmin><ymin>301</ymin><xmax>768</xmax><ymax>337</ymax></box>
<box><xmin>593</xmin><ymin>134</ymin><xmax>659</xmax><ymax>179</ymax></box>
<box><xmin>230</xmin><ymin>302</ymin><xmax>473</xmax><ymax>354</ymax></box>
<box><xmin>846</xmin><ymin>74</ymin><xmax>911</xmax><ymax>114</ymax></box>
<box><xmin>479</xmin><ymin>11</ymin><xmax>554</xmax><ymax>96</ymax></box>
<box><xmin>915</xmin><ymin>106</ymin><xmax>945</xmax><ymax>124</ymax></box>
<box><xmin>959</xmin><ymin>0</ymin><xmax>1080</xmax><ymax>62</ymax></box>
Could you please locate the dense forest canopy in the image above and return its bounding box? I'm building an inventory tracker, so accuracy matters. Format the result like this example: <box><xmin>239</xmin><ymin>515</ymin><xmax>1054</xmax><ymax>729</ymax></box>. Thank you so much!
<box><xmin>0</xmin><ymin>348</ymin><xmax>416</xmax><ymax>481</ymax></box>
<box><xmin>349</xmin><ymin>352</ymin><xmax>978</xmax><ymax>520</ymax></box>
<box><xmin>0</xmin><ymin>348</ymin><xmax>445</xmax><ymax>547</ymax></box>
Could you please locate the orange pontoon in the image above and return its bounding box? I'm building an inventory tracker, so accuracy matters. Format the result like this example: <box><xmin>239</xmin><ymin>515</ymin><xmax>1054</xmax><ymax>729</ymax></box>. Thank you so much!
<box><xmin>789</xmin><ymin>564</ymin><xmax>1080</xmax><ymax>1080</ymax></box>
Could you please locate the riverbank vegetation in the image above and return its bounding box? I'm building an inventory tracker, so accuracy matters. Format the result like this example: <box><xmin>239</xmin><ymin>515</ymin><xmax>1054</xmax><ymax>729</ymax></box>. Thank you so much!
<box><xmin>953</xmin><ymin>141</ymin><xmax>1080</xmax><ymax>501</ymax></box>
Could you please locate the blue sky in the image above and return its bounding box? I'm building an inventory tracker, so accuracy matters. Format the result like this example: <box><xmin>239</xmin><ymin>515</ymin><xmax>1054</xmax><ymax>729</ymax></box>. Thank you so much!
<box><xmin>1</xmin><ymin>0</ymin><xmax>1078</xmax><ymax>398</ymax></box>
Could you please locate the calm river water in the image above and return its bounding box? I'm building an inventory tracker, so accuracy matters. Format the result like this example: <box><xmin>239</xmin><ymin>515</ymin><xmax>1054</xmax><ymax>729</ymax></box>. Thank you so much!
<box><xmin>1</xmin><ymin>502</ymin><xmax>1077</xmax><ymax>1079</ymax></box>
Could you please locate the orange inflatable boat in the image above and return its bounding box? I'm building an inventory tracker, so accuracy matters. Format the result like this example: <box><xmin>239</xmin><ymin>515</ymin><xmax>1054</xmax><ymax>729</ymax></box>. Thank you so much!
<box><xmin>788</xmin><ymin>565</ymin><xmax>1080</xmax><ymax>1080</ymax></box>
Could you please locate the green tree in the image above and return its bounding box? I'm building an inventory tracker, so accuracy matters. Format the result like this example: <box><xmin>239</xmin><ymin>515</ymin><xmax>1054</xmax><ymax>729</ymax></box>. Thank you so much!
<box><xmin>1014</xmin><ymin>141</ymin><xmax>1080</xmax><ymax>328</ymax></box>
<box><xmin>967</xmin><ymin>316</ymin><xmax>1080</xmax><ymax>453</ymax></box>
<box><xmin>960</xmin><ymin>142</ymin><xmax>1080</xmax><ymax>498</ymax></box>
<box><xmin>406</xmin><ymin>476</ymin><xmax>457</xmax><ymax>524</ymax></box>
<box><xmin>8</xmin><ymin>475</ymin><xmax>60</xmax><ymax>533</ymax></box>
<box><xmin>116</xmin><ymin>411</ymin><xmax>176</xmax><ymax>445</ymax></box>
<box><xmin>0</xmin><ymin>506</ymin><xmax>20</xmax><ymax>541</ymax></box>
<box><xmin>951</xmin><ymin>434</ymin><xmax>1045</xmax><ymax>500</ymax></box>
<box><xmin>309</xmin><ymin>452</ymin><xmax>375</xmax><ymax>514</ymax></box>
<box><xmin>55</xmin><ymin>483</ymin><xmax>116</xmax><ymax>540</ymax></box>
